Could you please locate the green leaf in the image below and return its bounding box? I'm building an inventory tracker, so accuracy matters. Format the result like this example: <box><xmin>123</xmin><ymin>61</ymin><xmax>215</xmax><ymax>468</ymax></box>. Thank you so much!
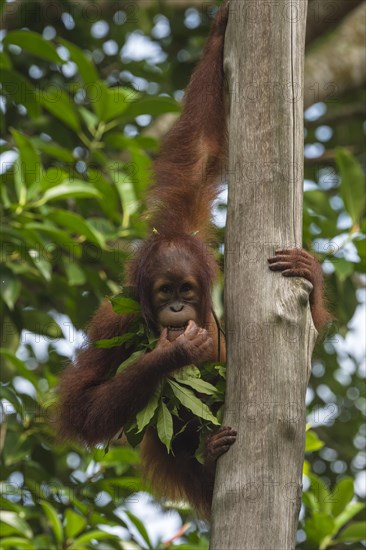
<box><xmin>215</xmin><ymin>404</ymin><xmax>224</xmax><ymax>424</ymax></box>
<box><xmin>0</xmin><ymin>265</ymin><xmax>21</xmax><ymax>309</ymax></box>
<box><xmin>111</xmin><ymin>169</ymin><xmax>139</xmax><ymax>228</ymax></box>
<box><xmin>10</xmin><ymin>129</ymin><xmax>41</xmax><ymax>191</ymax></box>
<box><xmin>12</xmin><ymin>157</ymin><xmax>27</xmax><ymax>206</ymax></box>
<box><xmin>37</xmin><ymin>88</ymin><xmax>80</xmax><ymax>132</ymax></box>
<box><xmin>0</xmin><ymin>349</ymin><xmax>39</xmax><ymax>387</ymax></box>
<box><xmin>123</xmin><ymin>421</ymin><xmax>145</xmax><ymax>448</ymax></box>
<box><xmin>88</xmin><ymin>82</ymin><xmax>141</xmax><ymax>121</ymax></box>
<box><xmin>59</xmin><ymin>38</ymin><xmax>98</xmax><ymax>87</ymax></box>
<box><xmin>334</xmin><ymin>521</ymin><xmax>366</xmax><ymax>543</ymax></box>
<box><xmin>4</xmin><ymin>31</ymin><xmax>63</xmax><ymax>64</ymax></box>
<box><xmin>334</xmin><ymin>501</ymin><xmax>365</xmax><ymax>531</ymax></box>
<box><xmin>64</xmin><ymin>509</ymin><xmax>87</xmax><ymax>539</ymax></box>
<box><xmin>31</xmin><ymin>139</ymin><xmax>75</xmax><ymax>163</ymax></box>
<box><xmin>86</xmin><ymin>170</ymin><xmax>121</xmax><ymax>222</ymax></box>
<box><xmin>331</xmin><ymin>477</ymin><xmax>354</xmax><ymax>518</ymax></box>
<box><xmin>94</xmin><ymin>333</ymin><xmax>135</xmax><ymax>349</ymax></box>
<box><xmin>0</xmin><ymin>511</ymin><xmax>33</xmax><ymax>538</ymax></box>
<box><xmin>0</xmin><ymin>51</ymin><xmax>12</xmax><ymax>68</ymax></box>
<box><xmin>100</xmin><ymin>446</ymin><xmax>140</xmax><ymax>466</ymax></box>
<box><xmin>33</xmin><ymin>535</ymin><xmax>56</xmax><ymax>549</ymax></box>
<box><xmin>0</xmin><ymin>68</ymin><xmax>41</xmax><ymax>118</ymax></box>
<box><xmin>65</xmin><ymin>262</ymin><xmax>86</xmax><ymax>286</ymax></box>
<box><xmin>157</xmin><ymin>401</ymin><xmax>173</xmax><ymax>452</ymax></box>
<box><xmin>307</xmin><ymin>474</ymin><xmax>332</xmax><ymax>514</ymax></box>
<box><xmin>215</xmin><ymin>364</ymin><xmax>226</xmax><ymax>378</ymax></box>
<box><xmin>36</xmin><ymin>181</ymin><xmax>101</xmax><ymax>204</ymax></box>
<box><xmin>136</xmin><ymin>386</ymin><xmax>161</xmax><ymax>433</ymax></box>
<box><xmin>22</xmin><ymin>310</ymin><xmax>63</xmax><ymax>338</ymax></box>
<box><xmin>105</xmin><ymin>132</ymin><xmax>158</xmax><ymax>152</ymax></box>
<box><xmin>302</xmin><ymin>489</ymin><xmax>320</xmax><ymax>513</ymax></box>
<box><xmin>353</xmin><ymin>236</ymin><xmax>366</xmax><ymax>263</ymax></box>
<box><xmin>0</xmin><ymin>498</ymin><xmax>24</xmax><ymax>515</ymax></box>
<box><xmin>100</xmin><ymin>477</ymin><xmax>142</xmax><ymax>497</ymax></box>
<box><xmin>331</xmin><ymin>258</ymin><xmax>354</xmax><ymax>282</ymax></box>
<box><xmin>179</xmin><ymin>365</ymin><xmax>201</xmax><ymax>378</ymax></box>
<box><xmin>45</xmin><ymin>208</ymin><xmax>105</xmax><ymax>248</ymax></box>
<box><xmin>168</xmin><ymin>379</ymin><xmax>220</xmax><ymax>425</ymax></box>
<box><xmin>31</xmin><ymin>257</ymin><xmax>52</xmax><ymax>281</ymax></box>
<box><xmin>305</xmin><ymin>512</ymin><xmax>335</xmax><ymax>545</ymax></box>
<box><xmin>173</xmin><ymin>372</ymin><xmax>218</xmax><ymax>396</ymax></box>
<box><xmin>87</xmin><ymin>80</ymin><xmax>109</xmax><ymax>120</ymax></box>
<box><xmin>336</xmin><ymin>148</ymin><xmax>366</xmax><ymax>223</ymax></box>
<box><xmin>73</xmin><ymin>530</ymin><xmax>118</xmax><ymax>544</ymax></box>
<box><xmin>0</xmin><ymin>537</ymin><xmax>35</xmax><ymax>549</ymax></box>
<box><xmin>195</xmin><ymin>435</ymin><xmax>206</xmax><ymax>464</ymax></box>
<box><xmin>116</xmin><ymin>350</ymin><xmax>145</xmax><ymax>374</ymax></box>
<box><xmin>305</xmin><ymin>430</ymin><xmax>325</xmax><ymax>452</ymax></box>
<box><xmin>125</xmin><ymin>511</ymin><xmax>153</xmax><ymax>550</ymax></box>
<box><xmin>0</xmin><ymin>350</ymin><xmax>27</xmax><ymax>379</ymax></box>
<box><xmin>22</xmin><ymin>222</ymin><xmax>82</xmax><ymax>254</ymax></box>
<box><xmin>304</xmin><ymin>189</ymin><xmax>335</xmax><ymax>218</ymax></box>
<box><xmin>101</xmin><ymin>87</ymin><xmax>139</xmax><ymax>122</ymax></box>
<box><xmin>123</xmin><ymin>96</ymin><xmax>180</xmax><ymax>119</ymax></box>
<box><xmin>110</xmin><ymin>295</ymin><xmax>140</xmax><ymax>314</ymax></box>
<box><xmin>79</xmin><ymin>107</ymin><xmax>98</xmax><ymax>132</ymax></box>
<box><xmin>40</xmin><ymin>167</ymin><xmax>69</xmax><ymax>191</ymax></box>
<box><xmin>40</xmin><ymin>501</ymin><xmax>63</xmax><ymax>544</ymax></box>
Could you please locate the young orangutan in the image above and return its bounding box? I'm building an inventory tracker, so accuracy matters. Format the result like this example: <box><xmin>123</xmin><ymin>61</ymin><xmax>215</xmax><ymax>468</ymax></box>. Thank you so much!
<box><xmin>58</xmin><ymin>1</ymin><xmax>328</xmax><ymax>518</ymax></box>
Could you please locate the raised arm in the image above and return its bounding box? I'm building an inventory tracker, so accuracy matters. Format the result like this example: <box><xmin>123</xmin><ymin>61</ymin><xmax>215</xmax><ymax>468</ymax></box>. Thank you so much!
<box><xmin>147</xmin><ymin>1</ymin><xmax>229</xmax><ymax>235</ymax></box>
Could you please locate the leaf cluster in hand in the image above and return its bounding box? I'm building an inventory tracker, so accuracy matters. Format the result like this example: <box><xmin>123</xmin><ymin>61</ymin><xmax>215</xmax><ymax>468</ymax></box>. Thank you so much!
<box><xmin>99</xmin><ymin>290</ymin><xmax>226</xmax><ymax>456</ymax></box>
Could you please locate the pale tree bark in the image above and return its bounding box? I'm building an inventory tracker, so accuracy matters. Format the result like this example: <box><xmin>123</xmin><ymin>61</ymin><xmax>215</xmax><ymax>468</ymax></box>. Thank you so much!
<box><xmin>210</xmin><ymin>1</ymin><xmax>317</xmax><ymax>549</ymax></box>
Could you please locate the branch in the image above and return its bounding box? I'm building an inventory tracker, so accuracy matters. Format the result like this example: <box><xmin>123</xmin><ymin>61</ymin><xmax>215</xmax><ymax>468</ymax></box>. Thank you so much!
<box><xmin>305</xmin><ymin>102</ymin><xmax>366</xmax><ymax>127</ymax></box>
<box><xmin>304</xmin><ymin>2</ymin><xmax>366</xmax><ymax>108</ymax></box>
<box><xmin>2</xmin><ymin>0</ymin><xmax>363</xmax><ymax>33</ymax></box>
<box><xmin>0</xmin><ymin>0</ymin><xmax>205</xmax><ymax>29</ymax></box>
<box><xmin>306</xmin><ymin>0</ymin><xmax>364</xmax><ymax>47</ymax></box>
<box><xmin>304</xmin><ymin>147</ymin><xmax>357</xmax><ymax>167</ymax></box>
<box><xmin>143</xmin><ymin>112</ymin><xmax>179</xmax><ymax>140</ymax></box>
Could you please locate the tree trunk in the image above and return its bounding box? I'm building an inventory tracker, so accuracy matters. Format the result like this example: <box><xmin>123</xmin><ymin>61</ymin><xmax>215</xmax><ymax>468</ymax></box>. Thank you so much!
<box><xmin>210</xmin><ymin>2</ymin><xmax>316</xmax><ymax>549</ymax></box>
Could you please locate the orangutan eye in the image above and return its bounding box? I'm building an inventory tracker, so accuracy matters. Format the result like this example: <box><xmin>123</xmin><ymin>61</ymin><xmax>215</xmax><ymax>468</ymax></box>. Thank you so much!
<box><xmin>181</xmin><ymin>283</ymin><xmax>193</xmax><ymax>293</ymax></box>
<box><xmin>159</xmin><ymin>285</ymin><xmax>172</xmax><ymax>294</ymax></box>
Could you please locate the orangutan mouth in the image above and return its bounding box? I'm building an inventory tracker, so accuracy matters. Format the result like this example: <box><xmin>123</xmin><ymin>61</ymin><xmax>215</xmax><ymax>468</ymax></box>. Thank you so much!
<box><xmin>167</xmin><ymin>324</ymin><xmax>188</xmax><ymax>331</ymax></box>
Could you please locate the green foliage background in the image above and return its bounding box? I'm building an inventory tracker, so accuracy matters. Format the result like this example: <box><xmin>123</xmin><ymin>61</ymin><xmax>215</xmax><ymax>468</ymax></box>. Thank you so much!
<box><xmin>0</xmin><ymin>1</ymin><xmax>365</xmax><ymax>548</ymax></box>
